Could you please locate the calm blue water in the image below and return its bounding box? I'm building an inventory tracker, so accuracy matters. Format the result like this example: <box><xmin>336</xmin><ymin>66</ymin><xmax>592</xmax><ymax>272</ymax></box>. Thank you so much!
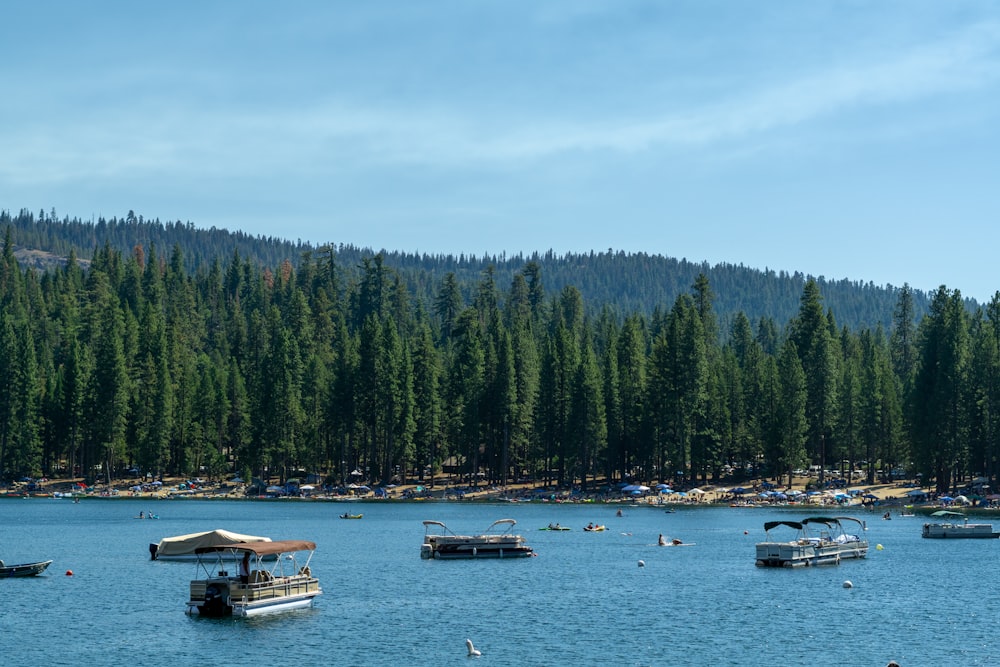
<box><xmin>0</xmin><ymin>498</ymin><xmax>994</xmax><ymax>666</ymax></box>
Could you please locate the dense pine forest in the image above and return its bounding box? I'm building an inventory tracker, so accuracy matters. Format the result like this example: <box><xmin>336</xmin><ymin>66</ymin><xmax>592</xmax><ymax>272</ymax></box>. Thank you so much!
<box><xmin>3</xmin><ymin>207</ymin><xmax>935</xmax><ymax>332</ymax></box>
<box><xmin>0</xmin><ymin>210</ymin><xmax>996</xmax><ymax>495</ymax></box>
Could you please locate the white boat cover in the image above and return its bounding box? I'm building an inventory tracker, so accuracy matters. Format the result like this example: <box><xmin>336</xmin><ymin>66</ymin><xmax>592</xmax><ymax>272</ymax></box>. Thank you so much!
<box><xmin>156</xmin><ymin>529</ymin><xmax>271</xmax><ymax>557</ymax></box>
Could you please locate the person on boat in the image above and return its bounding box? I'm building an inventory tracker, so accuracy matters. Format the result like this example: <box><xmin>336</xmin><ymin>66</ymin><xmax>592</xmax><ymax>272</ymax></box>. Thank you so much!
<box><xmin>658</xmin><ymin>534</ymin><xmax>667</xmax><ymax>546</ymax></box>
<box><xmin>138</xmin><ymin>511</ymin><xmax>144</xmax><ymax>519</ymax></box>
<box><xmin>587</xmin><ymin>522</ymin><xmax>594</xmax><ymax>530</ymax></box>
<box><xmin>239</xmin><ymin>552</ymin><xmax>250</xmax><ymax>584</ymax></box>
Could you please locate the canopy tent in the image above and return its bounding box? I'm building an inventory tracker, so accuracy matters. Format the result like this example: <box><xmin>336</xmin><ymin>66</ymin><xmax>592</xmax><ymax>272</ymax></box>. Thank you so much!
<box><xmin>154</xmin><ymin>529</ymin><xmax>271</xmax><ymax>559</ymax></box>
<box><xmin>195</xmin><ymin>539</ymin><xmax>316</xmax><ymax>556</ymax></box>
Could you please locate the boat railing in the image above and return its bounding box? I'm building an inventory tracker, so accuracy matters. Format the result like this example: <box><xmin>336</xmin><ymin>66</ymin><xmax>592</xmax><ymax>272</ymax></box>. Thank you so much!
<box><xmin>233</xmin><ymin>573</ymin><xmax>320</xmax><ymax>599</ymax></box>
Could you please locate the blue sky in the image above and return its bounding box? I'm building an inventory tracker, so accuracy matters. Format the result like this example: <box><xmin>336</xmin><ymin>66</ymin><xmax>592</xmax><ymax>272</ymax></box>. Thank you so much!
<box><xmin>3</xmin><ymin>1</ymin><xmax>1000</xmax><ymax>301</ymax></box>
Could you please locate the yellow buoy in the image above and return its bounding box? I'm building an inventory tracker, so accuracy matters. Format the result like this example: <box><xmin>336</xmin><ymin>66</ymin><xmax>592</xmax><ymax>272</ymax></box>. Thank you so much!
<box><xmin>876</xmin><ymin>544</ymin><xmax>884</xmax><ymax>550</ymax></box>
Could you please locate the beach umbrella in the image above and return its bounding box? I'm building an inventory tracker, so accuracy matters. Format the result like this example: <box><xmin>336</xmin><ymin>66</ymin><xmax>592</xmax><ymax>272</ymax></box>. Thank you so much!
<box><xmin>350</xmin><ymin>469</ymin><xmax>363</xmax><ymax>477</ymax></box>
<box><xmin>731</xmin><ymin>487</ymin><xmax>748</xmax><ymax>495</ymax></box>
<box><xmin>940</xmin><ymin>495</ymin><xmax>954</xmax><ymax>502</ymax></box>
<box><xmin>863</xmin><ymin>493</ymin><xmax>878</xmax><ymax>500</ymax></box>
<box><xmin>655</xmin><ymin>483</ymin><xmax>670</xmax><ymax>490</ymax></box>
<box><xmin>689</xmin><ymin>488</ymin><xmax>705</xmax><ymax>495</ymax></box>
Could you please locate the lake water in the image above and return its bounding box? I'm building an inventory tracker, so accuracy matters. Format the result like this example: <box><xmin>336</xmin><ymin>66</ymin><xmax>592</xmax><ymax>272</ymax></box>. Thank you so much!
<box><xmin>0</xmin><ymin>497</ymin><xmax>994</xmax><ymax>666</ymax></box>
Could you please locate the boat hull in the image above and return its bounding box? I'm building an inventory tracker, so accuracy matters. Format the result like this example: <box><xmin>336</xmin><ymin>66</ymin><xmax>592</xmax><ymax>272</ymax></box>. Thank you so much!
<box><xmin>922</xmin><ymin>523</ymin><xmax>999</xmax><ymax>539</ymax></box>
<box><xmin>421</xmin><ymin>540</ymin><xmax>534</xmax><ymax>559</ymax></box>
<box><xmin>755</xmin><ymin>542</ymin><xmax>841</xmax><ymax>568</ymax></box>
<box><xmin>0</xmin><ymin>560</ymin><xmax>52</xmax><ymax>577</ymax></box>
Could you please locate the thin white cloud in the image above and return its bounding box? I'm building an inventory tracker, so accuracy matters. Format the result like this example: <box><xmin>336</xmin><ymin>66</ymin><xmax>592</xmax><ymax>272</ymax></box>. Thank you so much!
<box><xmin>3</xmin><ymin>19</ymin><xmax>999</xmax><ymax>187</ymax></box>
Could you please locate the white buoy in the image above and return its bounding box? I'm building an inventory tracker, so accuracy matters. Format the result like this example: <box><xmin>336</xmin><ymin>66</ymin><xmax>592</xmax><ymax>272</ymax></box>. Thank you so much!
<box><xmin>638</xmin><ymin>560</ymin><xmax>645</xmax><ymax>567</ymax></box>
<box><xmin>843</xmin><ymin>580</ymin><xmax>853</xmax><ymax>589</ymax></box>
<box><xmin>466</xmin><ymin>639</ymin><xmax>481</xmax><ymax>657</ymax></box>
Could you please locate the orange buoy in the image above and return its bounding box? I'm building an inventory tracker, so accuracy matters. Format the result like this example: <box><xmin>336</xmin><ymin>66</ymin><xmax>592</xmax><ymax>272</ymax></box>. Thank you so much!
<box><xmin>65</xmin><ymin>570</ymin><xmax>73</xmax><ymax>576</ymax></box>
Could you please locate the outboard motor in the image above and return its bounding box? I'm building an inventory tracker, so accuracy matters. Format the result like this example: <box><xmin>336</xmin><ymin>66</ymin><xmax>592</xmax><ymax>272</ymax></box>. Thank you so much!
<box><xmin>201</xmin><ymin>584</ymin><xmax>231</xmax><ymax>617</ymax></box>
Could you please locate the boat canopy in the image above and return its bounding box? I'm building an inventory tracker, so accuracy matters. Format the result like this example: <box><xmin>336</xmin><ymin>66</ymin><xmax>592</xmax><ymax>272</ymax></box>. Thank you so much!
<box><xmin>831</xmin><ymin>516</ymin><xmax>866</xmax><ymax>527</ymax></box>
<box><xmin>156</xmin><ymin>529</ymin><xmax>271</xmax><ymax>557</ymax></box>
<box><xmin>195</xmin><ymin>540</ymin><xmax>317</xmax><ymax>556</ymax></box>
<box><xmin>930</xmin><ymin>510</ymin><xmax>966</xmax><ymax>518</ymax></box>
<box><xmin>802</xmin><ymin>517</ymin><xmax>839</xmax><ymax>527</ymax></box>
<box><xmin>763</xmin><ymin>520</ymin><xmax>803</xmax><ymax>532</ymax></box>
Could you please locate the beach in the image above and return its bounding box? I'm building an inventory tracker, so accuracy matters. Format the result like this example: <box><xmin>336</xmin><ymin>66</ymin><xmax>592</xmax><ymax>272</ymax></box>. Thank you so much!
<box><xmin>16</xmin><ymin>474</ymin><xmax>938</xmax><ymax>509</ymax></box>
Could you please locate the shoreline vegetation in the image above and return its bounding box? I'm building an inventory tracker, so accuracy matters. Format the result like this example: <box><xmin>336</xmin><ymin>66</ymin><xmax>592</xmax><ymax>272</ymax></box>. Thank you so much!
<box><xmin>7</xmin><ymin>475</ymin><xmax>989</xmax><ymax>515</ymax></box>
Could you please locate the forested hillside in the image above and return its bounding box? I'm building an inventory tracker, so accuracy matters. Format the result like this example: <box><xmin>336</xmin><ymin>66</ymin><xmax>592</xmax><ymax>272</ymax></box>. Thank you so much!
<box><xmin>3</xmin><ymin>208</ymin><xmax>935</xmax><ymax>332</ymax></box>
<box><xmin>0</xmin><ymin>212</ymin><xmax>997</xmax><ymax>496</ymax></box>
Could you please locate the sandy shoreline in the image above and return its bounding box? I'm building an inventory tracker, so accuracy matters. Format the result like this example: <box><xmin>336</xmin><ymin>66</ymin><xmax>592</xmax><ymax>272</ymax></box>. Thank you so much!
<box><xmin>10</xmin><ymin>475</ymin><xmax>951</xmax><ymax>511</ymax></box>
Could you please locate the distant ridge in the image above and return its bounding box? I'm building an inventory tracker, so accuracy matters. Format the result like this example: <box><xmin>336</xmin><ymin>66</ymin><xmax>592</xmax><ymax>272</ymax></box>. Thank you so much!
<box><xmin>3</xmin><ymin>207</ymin><xmax>930</xmax><ymax>332</ymax></box>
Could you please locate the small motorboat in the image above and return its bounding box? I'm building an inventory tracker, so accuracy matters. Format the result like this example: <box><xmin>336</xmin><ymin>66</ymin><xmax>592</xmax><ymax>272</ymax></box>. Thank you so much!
<box><xmin>339</xmin><ymin>513</ymin><xmax>363</xmax><ymax>519</ymax></box>
<box><xmin>0</xmin><ymin>559</ymin><xmax>53</xmax><ymax>577</ymax></box>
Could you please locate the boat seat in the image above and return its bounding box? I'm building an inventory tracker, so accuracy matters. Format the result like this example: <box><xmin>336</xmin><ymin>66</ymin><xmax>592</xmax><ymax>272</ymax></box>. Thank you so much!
<box><xmin>249</xmin><ymin>570</ymin><xmax>273</xmax><ymax>584</ymax></box>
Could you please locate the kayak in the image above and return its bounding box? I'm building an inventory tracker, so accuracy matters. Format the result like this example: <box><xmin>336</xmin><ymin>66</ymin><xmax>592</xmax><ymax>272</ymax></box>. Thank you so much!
<box><xmin>583</xmin><ymin>525</ymin><xmax>606</xmax><ymax>532</ymax></box>
<box><xmin>539</xmin><ymin>526</ymin><xmax>571</xmax><ymax>531</ymax></box>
